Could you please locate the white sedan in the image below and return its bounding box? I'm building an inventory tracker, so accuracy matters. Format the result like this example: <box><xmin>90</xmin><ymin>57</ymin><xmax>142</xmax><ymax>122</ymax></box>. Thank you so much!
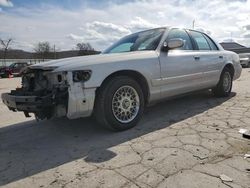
<box><xmin>239</xmin><ymin>54</ymin><xmax>250</xmax><ymax>67</ymax></box>
<box><xmin>2</xmin><ymin>27</ymin><xmax>242</xmax><ymax>131</ymax></box>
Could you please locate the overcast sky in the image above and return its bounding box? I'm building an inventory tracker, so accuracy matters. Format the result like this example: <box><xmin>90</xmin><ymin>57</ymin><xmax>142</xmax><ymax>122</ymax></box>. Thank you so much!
<box><xmin>0</xmin><ymin>0</ymin><xmax>250</xmax><ymax>51</ymax></box>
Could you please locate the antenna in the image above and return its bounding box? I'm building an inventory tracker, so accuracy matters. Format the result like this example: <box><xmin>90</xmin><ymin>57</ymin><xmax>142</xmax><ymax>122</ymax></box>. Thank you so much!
<box><xmin>192</xmin><ymin>20</ymin><xmax>195</xmax><ymax>29</ymax></box>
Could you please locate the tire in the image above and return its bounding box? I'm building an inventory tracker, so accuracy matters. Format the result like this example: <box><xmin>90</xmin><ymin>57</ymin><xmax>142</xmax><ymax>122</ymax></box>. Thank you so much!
<box><xmin>94</xmin><ymin>76</ymin><xmax>145</xmax><ymax>131</ymax></box>
<box><xmin>212</xmin><ymin>67</ymin><xmax>233</xmax><ymax>97</ymax></box>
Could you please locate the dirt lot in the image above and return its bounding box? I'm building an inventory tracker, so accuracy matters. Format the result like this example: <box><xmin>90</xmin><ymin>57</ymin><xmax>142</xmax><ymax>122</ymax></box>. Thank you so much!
<box><xmin>0</xmin><ymin>69</ymin><xmax>250</xmax><ymax>188</ymax></box>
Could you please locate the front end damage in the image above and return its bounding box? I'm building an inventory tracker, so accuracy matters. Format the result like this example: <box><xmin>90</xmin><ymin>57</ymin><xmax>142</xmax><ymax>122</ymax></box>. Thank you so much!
<box><xmin>1</xmin><ymin>67</ymin><xmax>96</xmax><ymax>120</ymax></box>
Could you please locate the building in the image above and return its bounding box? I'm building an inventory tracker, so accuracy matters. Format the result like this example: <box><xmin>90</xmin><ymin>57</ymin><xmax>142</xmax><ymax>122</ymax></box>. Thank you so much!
<box><xmin>220</xmin><ymin>42</ymin><xmax>250</xmax><ymax>54</ymax></box>
<box><xmin>220</xmin><ymin>42</ymin><xmax>250</xmax><ymax>67</ymax></box>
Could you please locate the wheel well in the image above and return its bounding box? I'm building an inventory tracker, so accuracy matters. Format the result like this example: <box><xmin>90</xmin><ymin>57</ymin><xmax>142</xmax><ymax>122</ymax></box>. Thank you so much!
<box><xmin>96</xmin><ymin>70</ymin><xmax>150</xmax><ymax>104</ymax></box>
<box><xmin>224</xmin><ymin>64</ymin><xmax>235</xmax><ymax>77</ymax></box>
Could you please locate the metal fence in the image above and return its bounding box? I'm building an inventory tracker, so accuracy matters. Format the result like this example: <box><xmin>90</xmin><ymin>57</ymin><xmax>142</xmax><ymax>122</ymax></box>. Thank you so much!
<box><xmin>0</xmin><ymin>59</ymin><xmax>53</xmax><ymax>67</ymax></box>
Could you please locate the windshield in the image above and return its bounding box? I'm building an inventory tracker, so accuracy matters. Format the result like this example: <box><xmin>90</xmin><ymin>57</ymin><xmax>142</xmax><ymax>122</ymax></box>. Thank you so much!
<box><xmin>103</xmin><ymin>28</ymin><xmax>166</xmax><ymax>54</ymax></box>
<box><xmin>9</xmin><ymin>63</ymin><xmax>16</xmax><ymax>68</ymax></box>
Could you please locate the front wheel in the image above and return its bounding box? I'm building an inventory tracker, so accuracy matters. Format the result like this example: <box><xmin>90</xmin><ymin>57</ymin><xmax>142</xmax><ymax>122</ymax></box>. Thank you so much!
<box><xmin>212</xmin><ymin>67</ymin><xmax>233</xmax><ymax>97</ymax></box>
<box><xmin>94</xmin><ymin>76</ymin><xmax>145</xmax><ymax>131</ymax></box>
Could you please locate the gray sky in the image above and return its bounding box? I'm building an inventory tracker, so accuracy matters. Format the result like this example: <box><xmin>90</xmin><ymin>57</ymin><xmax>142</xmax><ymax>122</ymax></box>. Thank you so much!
<box><xmin>0</xmin><ymin>0</ymin><xmax>250</xmax><ymax>51</ymax></box>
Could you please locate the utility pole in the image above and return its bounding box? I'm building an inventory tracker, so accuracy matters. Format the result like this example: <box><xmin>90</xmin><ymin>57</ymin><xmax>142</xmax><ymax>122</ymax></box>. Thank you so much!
<box><xmin>192</xmin><ymin>20</ymin><xmax>195</xmax><ymax>29</ymax></box>
<box><xmin>53</xmin><ymin>44</ymin><xmax>56</xmax><ymax>59</ymax></box>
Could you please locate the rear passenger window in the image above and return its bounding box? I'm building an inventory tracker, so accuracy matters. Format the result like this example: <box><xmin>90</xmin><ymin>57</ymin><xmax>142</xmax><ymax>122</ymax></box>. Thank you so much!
<box><xmin>189</xmin><ymin>31</ymin><xmax>210</xmax><ymax>50</ymax></box>
<box><xmin>203</xmin><ymin>34</ymin><xmax>219</xmax><ymax>50</ymax></box>
<box><xmin>167</xmin><ymin>29</ymin><xmax>193</xmax><ymax>50</ymax></box>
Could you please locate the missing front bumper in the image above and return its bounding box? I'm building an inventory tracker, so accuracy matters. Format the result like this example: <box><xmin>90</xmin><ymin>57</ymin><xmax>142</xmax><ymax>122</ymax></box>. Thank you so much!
<box><xmin>1</xmin><ymin>86</ymin><xmax>96</xmax><ymax>120</ymax></box>
<box><xmin>2</xmin><ymin>93</ymin><xmax>53</xmax><ymax>111</ymax></box>
<box><xmin>1</xmin><ymin>88</ymin><xmax>68</xmax><ymax>119</ymax></box>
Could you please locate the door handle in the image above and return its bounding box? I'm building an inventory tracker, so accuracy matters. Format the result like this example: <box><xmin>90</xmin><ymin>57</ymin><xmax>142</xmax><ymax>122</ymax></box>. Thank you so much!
<box><xmin>194</xmin><ymin>56</ymin><xmax>200</xmax><ymax>60</ymax></box>
<box><xmin>219</xmin><ymin>56</ymin><xmax>223</xmax><ymax>59</ymax></box>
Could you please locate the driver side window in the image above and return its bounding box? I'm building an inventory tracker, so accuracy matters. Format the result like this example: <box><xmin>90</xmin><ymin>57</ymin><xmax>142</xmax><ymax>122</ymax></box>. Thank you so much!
<box><xmin>167</xmin><ymin>29</ymin><xmax>193</xmax><ymax>50</ymax></box>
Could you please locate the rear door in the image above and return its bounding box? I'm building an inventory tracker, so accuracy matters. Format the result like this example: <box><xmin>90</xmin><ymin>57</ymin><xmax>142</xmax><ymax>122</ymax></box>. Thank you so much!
<box><xmin>11</xmin><ymin>63</ymin><xmax>19</xmax><ymax>75</ymax></box>
<box><xmin>11</xmin><ymin>63</ymin><xmax>26</xmax><ymax>75</ymax></box>
<box><xmin>159</xmin><ymin>28</ymin><xmax>204</xmax><ymax>98</ymax></box>
<box><xmin>188</xmin><ymin>30</ymin><xmax>223</xmax><ymax>87</ymax></box>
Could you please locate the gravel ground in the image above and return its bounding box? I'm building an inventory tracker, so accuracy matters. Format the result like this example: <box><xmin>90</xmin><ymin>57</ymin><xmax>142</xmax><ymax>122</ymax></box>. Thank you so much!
<box><xmin>0</xmin><ymin>69</ymin><xmax>250</xmax><ymax>188</ymax></box>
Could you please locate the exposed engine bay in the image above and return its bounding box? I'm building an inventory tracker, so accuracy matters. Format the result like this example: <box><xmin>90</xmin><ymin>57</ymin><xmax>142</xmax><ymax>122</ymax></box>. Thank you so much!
<box><xmin>5</xmin><ymin>68</ymin><xmax>69</xmax><ymax>120</ymax></box>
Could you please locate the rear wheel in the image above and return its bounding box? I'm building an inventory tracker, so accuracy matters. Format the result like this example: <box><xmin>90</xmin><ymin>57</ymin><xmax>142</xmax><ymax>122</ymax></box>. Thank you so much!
<box><xmin>212</xmin><ymin>67</ymin><xmax>233</xmax><ymax>97</ymax></box>
<box><xmin>94</xmin><ymin>76</ymin><xmax>145</xmax><ymax>131</ymax></box>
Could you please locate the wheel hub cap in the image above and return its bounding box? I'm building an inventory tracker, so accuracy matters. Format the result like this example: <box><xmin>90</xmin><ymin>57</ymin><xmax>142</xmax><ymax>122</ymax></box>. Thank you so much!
<box><xmin>122</xmin><ymin>99</ymin><xmax>130</xmax><ymax>109</ymax></box>
<box><xmin>112</xmin><ymin>86</ymin><xmax>140</xmax><ymax>123</ymax></box>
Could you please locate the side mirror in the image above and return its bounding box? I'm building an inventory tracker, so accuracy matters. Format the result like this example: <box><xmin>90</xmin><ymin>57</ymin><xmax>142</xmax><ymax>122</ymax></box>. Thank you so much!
<box><xmin>162</xmin><ymin>38</ymin><xmax>184</xmax><ymax>51</ymax></box>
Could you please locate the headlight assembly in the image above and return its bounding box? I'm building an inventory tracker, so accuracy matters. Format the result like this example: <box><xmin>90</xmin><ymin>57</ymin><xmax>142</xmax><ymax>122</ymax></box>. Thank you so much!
<box><xmin>72</xmin><ymin>70</ymin><xmax>92</xmax><ymax>82</ymax></box>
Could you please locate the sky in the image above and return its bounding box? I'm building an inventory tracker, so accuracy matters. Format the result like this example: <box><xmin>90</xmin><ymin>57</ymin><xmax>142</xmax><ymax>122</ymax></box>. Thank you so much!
<box><xmin>0</xmin><ymin>0</ymin><xmax>250</xmax><ymax>52</ymax></box>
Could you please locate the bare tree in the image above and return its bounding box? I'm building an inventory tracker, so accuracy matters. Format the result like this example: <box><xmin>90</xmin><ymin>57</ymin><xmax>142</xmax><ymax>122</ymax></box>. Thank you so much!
<box><xmin>0</xmin><ymin>38</ymin><xmax>13</xmax><ymax>65</ymax></box>
<box><xmin>34</xmin><ymin>41</ymin><xmax>52</xmax><ymax>61</ymax></box>
<box><xmin>76</xmin><ymin>42</ymin><xmax>94</xmax><ymax>56</ymax></box>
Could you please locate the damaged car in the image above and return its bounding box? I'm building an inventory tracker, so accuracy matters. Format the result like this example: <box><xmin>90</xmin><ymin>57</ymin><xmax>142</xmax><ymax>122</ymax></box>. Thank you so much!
<box><xmin>1</xmin><ymin>27</ymin><xmax>242</xmax><ymax>131</ymax></box>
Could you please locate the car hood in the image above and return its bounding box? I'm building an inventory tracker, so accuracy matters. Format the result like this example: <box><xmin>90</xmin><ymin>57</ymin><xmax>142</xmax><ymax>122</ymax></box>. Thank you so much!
<box><xmin>29</xmin><ymin>51</ymin><xmax>157</xmax><ymax>72</ymax></box>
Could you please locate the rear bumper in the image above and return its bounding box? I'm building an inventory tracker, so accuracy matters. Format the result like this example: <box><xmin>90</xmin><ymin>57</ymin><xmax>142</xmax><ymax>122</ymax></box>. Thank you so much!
<box><xmin>240</xmin><ymin>60</ymin><xmax>249</xmax><ymax>66</ymax></box>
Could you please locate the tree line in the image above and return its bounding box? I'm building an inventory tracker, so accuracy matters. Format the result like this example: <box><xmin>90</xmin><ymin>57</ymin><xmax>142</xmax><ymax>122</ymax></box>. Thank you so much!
<box><xmin>0</xmin><ymin>38</ymin><xmax>12</xmax><ymax>62</ymax></box>
<box><xmin>0</xmin><ymin>38</ymin><xmax>97</xmax><ymax>61</ymax></box>
<box><xmin>33</xmin><ymin>41</ymin><xmax>95</xmax><ymax>60</ymax></box>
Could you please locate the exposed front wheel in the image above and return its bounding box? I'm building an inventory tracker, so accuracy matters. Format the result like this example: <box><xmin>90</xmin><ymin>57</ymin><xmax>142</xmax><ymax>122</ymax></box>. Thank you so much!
<box><xmin>94</xmin><ymin>76</ymin><xmax>145</xmax><ymax>131</ymax></box>
<box><xmin>212</xmin><ymin>67</ymin><xmax>233</xmax><ymax>97</ymax></box>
